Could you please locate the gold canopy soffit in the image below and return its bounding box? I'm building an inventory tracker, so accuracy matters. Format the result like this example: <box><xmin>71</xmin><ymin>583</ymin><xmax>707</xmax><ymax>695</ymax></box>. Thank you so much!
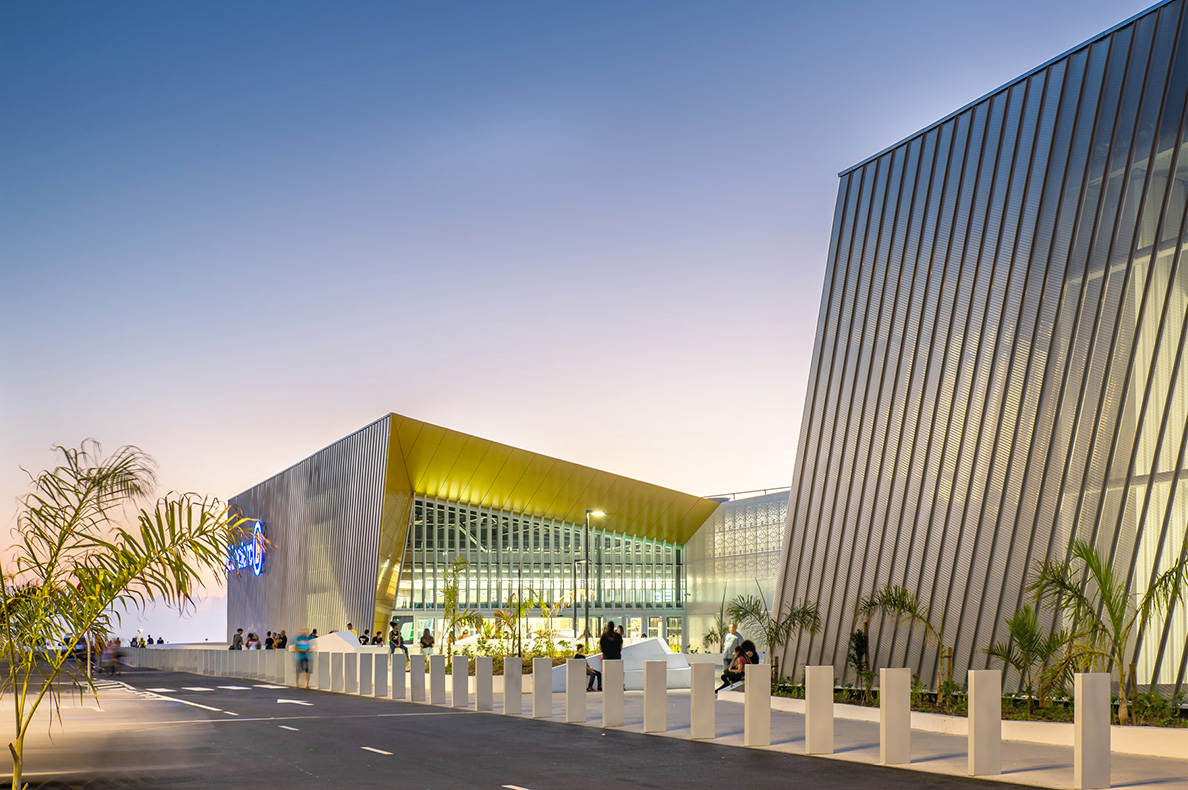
<box><xmin>385</xmin><ymin>413</ymin><xmax>718</xmax><ymax>544</ymax></box>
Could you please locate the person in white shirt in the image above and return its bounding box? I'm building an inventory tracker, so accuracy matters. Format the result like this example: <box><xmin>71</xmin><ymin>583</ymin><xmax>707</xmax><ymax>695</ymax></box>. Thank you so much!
<box><xmin>722</xmin><ymin>623</ymin><xmax>742</xmax><ymax>671</ymax></box>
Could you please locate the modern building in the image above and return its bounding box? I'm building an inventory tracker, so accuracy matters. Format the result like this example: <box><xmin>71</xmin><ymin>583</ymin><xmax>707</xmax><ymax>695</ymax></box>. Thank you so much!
<box><xmin>227</xmin><ymin>414</ymin><xmax>720</xmax><ymax>647</ymax></box>
<box><xmin>777</xmin><ymin>0</ymin><xmax>1188</xmax><ymax>693</ymax></box>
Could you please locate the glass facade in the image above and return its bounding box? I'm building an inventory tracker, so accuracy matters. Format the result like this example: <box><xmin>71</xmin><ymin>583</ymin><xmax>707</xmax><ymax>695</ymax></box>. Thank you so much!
<box><xmin>394</xmin><ymin>496</ymin><xmax>684</xmax><ymax>617</ymax></box>
<box><xmin>780</xmin><ymin>0</ymin><xmax>1188</xmax><ymax>694</ymax></box>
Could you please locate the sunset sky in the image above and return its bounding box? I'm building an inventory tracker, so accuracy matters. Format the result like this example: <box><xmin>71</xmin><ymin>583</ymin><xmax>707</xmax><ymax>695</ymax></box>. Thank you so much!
<box><xmin>1</xmin><ymin>0</ymin><xmax>1155</xmax><ymax>640</ymax></box>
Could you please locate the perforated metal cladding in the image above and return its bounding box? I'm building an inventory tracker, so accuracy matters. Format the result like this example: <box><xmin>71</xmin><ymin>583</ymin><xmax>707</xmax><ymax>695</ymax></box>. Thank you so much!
<box><xmin>227</xmin><ymin>417</ymin><xmax>391</xmax><ymax>640</ymax></box>
<box><xmin>778</xmin><ymin>0</ymin><xmax>1188</xmax><ymax>694</ymax></box>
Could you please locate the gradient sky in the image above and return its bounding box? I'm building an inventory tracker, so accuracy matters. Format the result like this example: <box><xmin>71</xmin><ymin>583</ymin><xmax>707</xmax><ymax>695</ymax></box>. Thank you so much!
<box><xmin>0</xmin><ymin>1</ymin><xmax>1156</xmax><ymax>639</ymax></box>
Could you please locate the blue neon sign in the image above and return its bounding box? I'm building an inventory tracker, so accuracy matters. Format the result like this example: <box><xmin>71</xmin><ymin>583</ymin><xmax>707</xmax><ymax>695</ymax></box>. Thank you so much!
<box><xmin>228</xmin><ymin>521</ymin><xmax>265</xmax><ymax>576</ymax></box>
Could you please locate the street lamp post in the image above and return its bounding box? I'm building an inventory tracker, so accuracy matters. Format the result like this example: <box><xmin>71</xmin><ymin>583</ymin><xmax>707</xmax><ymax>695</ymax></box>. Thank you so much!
<box><xmin>583</xmin><ymin>509</ymin><xmax>605</xmax><ymax>648</ymax></box>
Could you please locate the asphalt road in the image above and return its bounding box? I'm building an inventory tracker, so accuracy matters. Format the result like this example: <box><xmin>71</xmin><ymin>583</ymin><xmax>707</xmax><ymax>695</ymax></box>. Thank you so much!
<box><xmin>20</xmin><ymin>667</ymin><xmax>1033</xmax><ymax>790</ymax></box>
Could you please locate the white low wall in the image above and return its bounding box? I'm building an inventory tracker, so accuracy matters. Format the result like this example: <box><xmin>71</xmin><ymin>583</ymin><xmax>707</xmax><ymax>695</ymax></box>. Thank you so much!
<box><xmin>717</xmin><ymin>690</ymin><xmax>1187</xmax><ymax>760</ymax></box>
<box><xmin>552</xmin><ymin>638</ymin><xmax>691</xmax><ymax>691</ymax></box>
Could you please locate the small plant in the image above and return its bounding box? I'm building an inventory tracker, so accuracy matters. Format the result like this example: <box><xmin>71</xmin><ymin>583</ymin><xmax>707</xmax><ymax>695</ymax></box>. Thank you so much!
<box><xmin>846</xmin><ymin>629</ymin><xmax>872</xmax><ymax>703</ymax></box>
<box><xmin>984</xmin><ymin>604</ymin><xmax>1067</xmax><ymax>715</ymax></box>
<box><xmin>1130</xmin><ymin>690</ymin><xmax>1187</xmax><ymax>727</ymax></box>
<box><xmin>910</xmin><ymin>673</ymin><xmax>925</xmax><ymax>708</ymax></box>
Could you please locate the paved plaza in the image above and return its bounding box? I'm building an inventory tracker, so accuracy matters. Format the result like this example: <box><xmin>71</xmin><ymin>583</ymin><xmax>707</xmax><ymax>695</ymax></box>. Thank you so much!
<box><xmin>3</xmin><ymin>666</ymin><xmax>1184</xmax><ymax>790</ymax></box>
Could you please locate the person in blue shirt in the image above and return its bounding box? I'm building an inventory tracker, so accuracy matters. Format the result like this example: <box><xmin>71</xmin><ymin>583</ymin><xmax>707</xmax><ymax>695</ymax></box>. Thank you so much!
<box><xmin>293</xmin><ymin>629</ymin><xmax>314</xmax><ymax>689</ymax></box>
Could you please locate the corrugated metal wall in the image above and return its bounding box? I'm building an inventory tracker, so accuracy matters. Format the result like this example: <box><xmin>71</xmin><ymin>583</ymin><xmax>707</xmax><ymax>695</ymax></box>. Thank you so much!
<box><xmin>778</xmin><ymin>0</ymin><xmax>1188</xmax><ymax>693</ymax></box>
<box><xmin>227</xmin><ymin>416</ymin><xmax>391</xmax><ymax>640</ymax></box>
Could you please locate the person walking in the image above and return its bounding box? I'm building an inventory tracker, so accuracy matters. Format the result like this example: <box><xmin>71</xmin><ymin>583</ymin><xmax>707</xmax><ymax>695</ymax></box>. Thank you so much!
<box><xmin>722</xmin><ymin>623</ymin><xmax>742</xmax><ymax>671</ymax></box>
<box><xmin>230</xmin><ymin>628</ymin><xmax>244</xmax><ymax>650</ymax></box>
<box><xmin>293</xmin><ymin>629</ymin><xmax>314</xmax><ymax>689</ymax></box>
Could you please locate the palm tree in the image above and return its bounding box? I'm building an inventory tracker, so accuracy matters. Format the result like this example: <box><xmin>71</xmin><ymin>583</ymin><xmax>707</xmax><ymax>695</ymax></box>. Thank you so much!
<box><xmin>701</xmin><ymin>590</ymin><xmax>730</xmax><ymax>652</ymax></box>
<box><xmin>440</xmin><ymin>557</ymin><xmax>483</xmax><ymax>657</ymax></box>
<box><xmin>854</xmin><ymin>584</ymin><xmax>950</xmax><ymax>698</ymax></box>
<box><xmin>728</xmin><ymin>589</ymin><xmax>820</xmax><ymax>686</ymax></box>
<box><xmin>984</xmin><ymin>604</ymin><xmax>1067</xmax><ymax>714</ymax></box>
<box><xmin>0</xmin><ymin>441</ymin><xmax>250</xmax><ymax>790</ymax></box>
<box><xmin>492</xmin><ymin>589</ymin><xmax>538</xmax><ymax>656</ymax></box>
<box><xmin>1028</xmin><ymin>536</ymin><xmax>1188</xmax><ymax>725</ymax></box>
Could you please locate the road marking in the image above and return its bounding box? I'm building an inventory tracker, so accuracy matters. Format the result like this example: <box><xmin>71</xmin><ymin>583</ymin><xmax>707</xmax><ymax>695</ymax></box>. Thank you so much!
<box><xmin>361</xmin><ymin>746</ymin><xmax>392</xmax><ymax>755</ymax></box>
<box><xmin>503</xmin><ymin>785</ymin><xmax>532</xmax><ymax>790</ymax></box>
<box><xmin>278</xmin><ymin>725</ymin><xmax>299</xmax><ymax>731</ymax></box>
<box><xmin>217</xmin><ymin>685</ymin><xmax>252</xmax><ymax>690</ymax></box>
<box><xmin>181</xmin><ymin>687</ymin><xmax>213</xmax><ymax>691</ymax></box>
<box><xmin>146</xmin><ymin>688</ymin><xmax>176</xmax><ymax>692</ymax></box>
<box><xmin>254</xmin><ymin>684</ymin><xmax>285</xmax><ymax>688</ymax></box>
<box><xmin>134</xmin><ymin>686</ymin><xmax>237</xmax><ymax>716</ymax></box>
<box><xmin>277</xmin><ymin>698</ymin><xmax>313</xmax><ymax>706</ymax></box>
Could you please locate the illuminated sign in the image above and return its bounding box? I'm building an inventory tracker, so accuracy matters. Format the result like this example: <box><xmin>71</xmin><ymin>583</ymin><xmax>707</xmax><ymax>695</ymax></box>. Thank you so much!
<box><xmin>228</xmin><ymin>521</ymin><xmax>265</xmax><ymax>576</ymax></box>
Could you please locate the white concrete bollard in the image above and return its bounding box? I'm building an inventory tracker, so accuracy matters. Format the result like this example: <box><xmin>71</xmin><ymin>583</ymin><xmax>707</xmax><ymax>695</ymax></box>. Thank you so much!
<box><xmin>285</xmin><ymin>651</ymin><xmax>297</xmax><ymax>686</ymax></box>
<box><xmin>690</xmin><ymin>662</ymin><xmax>715</xmax><ymax>740</ymax></box>
<box><xmin>312</xmin><ymin>652</ymin><xmax>325</xmax><ymax>690</ymax></box>
<box><xmin>409</xmin><ymin>654</ymin><xmax>425</xmax><ymax>701</ymax></box>
<box><xmin>475</xmin><ymin>656</ymin><xmax>493</xmax><ymax>711</ymax></box>
<box><xmin>346</xmin><ymin>653</ymin><xmax>360</xmax><ymax>694</ymax></box>
<box><xmin>237</xmin><ymin>650</ymin><xmax>248</xmax><ymax>678</ymax></box>
<box><xmin>330</xmin><ymin>653</ymin><xmax>345</xmax><ymax>693</ymax></box>
<box><xmin>805</xmin><ymin>665</ymin><xmax>834</xmax><ymax>754</ymax></box>
<box><xmin>503</xmin><ymin>657</ymin><xmax>522</xmax><ymax>715</ymax></box>
<box><xmin>429</xmin><ymin>654</ymin><xmax>447</xmax><ymax>704</ymax></box>
<box><xmin>373</xmin><ymin>654</ymin><xmax>388</xmax><ymax>698</ymax></box>
<box><xmin>1074</xmin><ymin>673</ymin><xmax>1110</xmax><ymax>789</ymax></box>
<box><xmin>253</xmin><ymin>649</ymin><xmax>264</xmax><ymax>679</ymax></box>
<box><xmin>359</xmin><ymin>653</ymin><xmax>373</xmax><ymax>696</ymax></box>
<box><xmin>602</xmin><ymin>659</ymin><xmax>624</xmax><ymax>726</ymax></box>
<box><xmin>566</xmin><ymin>659</ymin><xmax>587</xmax><ymax>723</ymax></box>
<box><xmin>968</xmin><ymin>669</ymin><xmax>1002</xmax><ymax>776</ymax></box>
<box><xmin>532</xmin><ymin>657</ymin><xmax>552</xmax><ymax>718</ymax></box>
<box><xmin>643</xmin><ymin>660</ymin><xmax>667</xmax><ymax>733</ymax></box>
<box><xmin>452</xmin><ymin>656</ymin><xmax>469</xmax><ymax>708</ymax></box>
<box><xmin>392</xmin><ymin>655</ymin><xmax>406</xmax><ymax>699</ymax></box>
<box><xmin>744</xmin><ymin>663</ymin><xmax>771</xmax><ymax>747</ymax></box>
<box><xmin>880</xmin><ymin>668</ymin><xmax>911</xmax><ymax>765</ymax></box>
<box><xmin>271</xmin><ymin>650</ymin><xmax>285</xmax><ymax>682</ymax></box>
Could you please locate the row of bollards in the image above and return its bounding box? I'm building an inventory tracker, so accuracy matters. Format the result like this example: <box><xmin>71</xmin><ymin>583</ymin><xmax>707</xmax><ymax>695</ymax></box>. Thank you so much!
<box><xmin>126</xmin><ymin>649</ymin><xmax>1113</xmax><ymax>790</ymax></box>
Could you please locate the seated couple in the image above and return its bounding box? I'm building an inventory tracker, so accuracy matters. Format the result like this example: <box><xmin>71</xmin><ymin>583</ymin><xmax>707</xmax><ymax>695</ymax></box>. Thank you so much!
<box><xmin>716</xmin><ymin>639</ymin><xmax>759</xmax><ymax>692</ymax></box>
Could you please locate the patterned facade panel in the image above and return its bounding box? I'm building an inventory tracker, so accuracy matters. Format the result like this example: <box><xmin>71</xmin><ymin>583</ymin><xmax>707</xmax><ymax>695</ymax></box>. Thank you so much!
<box><xmin>686</xmin><ymin>491</ymin><xmax>789</xmax><ymax>653</ymax></box>
<box><xmin>227</xmin><ymin>416</ymin><xmax>391</xmax><ymax>640</ymax></box>
<box><xmin>778</xmin><ymin>0</ymin><xmax>1188</xmax><ymax>693</ymax></box>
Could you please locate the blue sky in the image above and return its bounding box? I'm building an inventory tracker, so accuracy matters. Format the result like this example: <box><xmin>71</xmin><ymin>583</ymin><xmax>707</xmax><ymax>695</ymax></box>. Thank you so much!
<box><xmin>0</xmin><ymin>1</ymin><xmax>1156</xmax><ymax>638</ymax></box>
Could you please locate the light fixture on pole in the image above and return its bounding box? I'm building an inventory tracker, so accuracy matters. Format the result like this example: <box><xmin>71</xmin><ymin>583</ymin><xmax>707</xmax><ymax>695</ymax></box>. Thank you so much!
<box><xmin>583</xmin><ymin>509</ymin><xmax>606</xmax><ymax>647</ymax></box>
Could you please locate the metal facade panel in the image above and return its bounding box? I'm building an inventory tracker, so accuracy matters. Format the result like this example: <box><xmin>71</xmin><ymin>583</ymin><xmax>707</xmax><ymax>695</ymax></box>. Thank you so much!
<box><xmin>227</xmin><ymin>416</ymin><xmax>390</xmax><ymax>640</ymax></box>
<box><xmin>779</xmin><ymin>0</ymin><xmax>1188</xmax><ymax>693</ymax></box>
